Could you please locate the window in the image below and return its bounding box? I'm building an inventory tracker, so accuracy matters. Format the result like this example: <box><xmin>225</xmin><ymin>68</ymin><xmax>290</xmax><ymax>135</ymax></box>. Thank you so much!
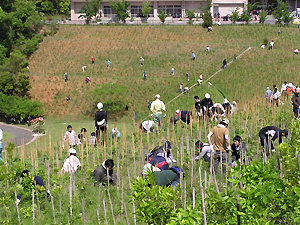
<box><xmin>131</xmin><ymin>5</ymin><xmax>154</xmax><ymax>17</ymax></box>
<box><xmin>103</xmin><ymin>6</ymin><xmax>115</xmax><ymax>17</ymax></box>
<box><xmin>158</xmin><ymin>5</ymin><xmax>182</xmax><ymax>18</ymax></box>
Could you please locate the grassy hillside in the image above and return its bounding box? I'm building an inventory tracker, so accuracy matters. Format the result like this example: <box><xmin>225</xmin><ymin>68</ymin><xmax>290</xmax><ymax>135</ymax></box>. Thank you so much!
<box><xmin>29</xmin><ymin>25</ymin><xmax>300</xmax><ymax>120</ymax></box>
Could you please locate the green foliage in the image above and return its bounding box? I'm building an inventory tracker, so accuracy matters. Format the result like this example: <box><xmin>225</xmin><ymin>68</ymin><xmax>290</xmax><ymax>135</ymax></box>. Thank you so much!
<box><xmin>110</xmin><ymin>0</ymin><xmax>130</xmax><ymax>23</ymax></box>
<box><xmin>273</xmin><ymin>0</ymin><xmax>293</xmax><ymax>25</ymax></box>
<box><xmin>198</xmin><ymin>0</ymin><xmax>212</xmax><ymax>28</ymax></box>
<box><xmin>158</xmin><ymin>10</ymin><xmax>169</xmax><ymax>24</ymax></box>
<box><xmin>259</xmin><ymin>10</ymin><xmax>268</xmax><ymax>24</ymax></box>
<box><xmin>79</xmin><ymin>0</ymin><xmax>103</xmax><ymax>24</ymax></box>
<box><xmin>88</xmin><ymin>83</ymin><xmax>129</xmax><ymax>116</ymax></box>
<box><xmin>131</xmin><ymin>173</ymin><xmax>180</xmax><ymax>225</ymax></box>
<box><xmin>168</xmin><ymin>206</ymin><xmax>202</xmax><ymax>224</ymax></box>
<box><xmin>230</xmin><ymin>8</ymin><xmax>240</xmax><ymax>24</ymax></box>
<box><xmin>142</xmin><ymin>1</ymin><xmax>152</xmax><ymax>18</ymax></box>
<box><xmin>0</xmin><ymin>93</ymin><xmax>44</xmax><ymax>120</ymax></box>
<box><xmin>31</xmin><ymin>0</ymin><xmax>70</xmax><ymax>16</ymax></box>
<box><xmin>241</xmin><ymin>3</ymin><xmax>256</xmax><ymax>24</ymax></box>
<box><xmin>186</xmin><ymin>9</ymin><xmax>195</xmax><ymax>25</ymax></box>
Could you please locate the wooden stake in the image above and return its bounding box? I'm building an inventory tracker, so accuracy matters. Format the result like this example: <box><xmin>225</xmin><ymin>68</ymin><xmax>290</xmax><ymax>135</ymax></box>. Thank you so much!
<box><xmin>199</xmin><ymin>167</ymin><xmax>207</xmax><ymax>225</ymax></box>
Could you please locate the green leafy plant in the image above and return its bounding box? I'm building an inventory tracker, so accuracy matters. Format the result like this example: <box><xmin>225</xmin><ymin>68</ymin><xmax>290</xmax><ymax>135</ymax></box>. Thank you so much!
<box><xmin>230</xmin><ymin>8</ymin><xmax>240</xmax><ymax>24</ymax></box>
<box><xmin>110</xmin><ymin>0</ymin><xmax>130</xmax><ymax>23</ymax></box>
<box><xmin>273</xmin><ymin>0</ymin><xmax>293</xmax><ymax>25</ymax></box>
<box><xmin>142</xmin><ymin>1</ymin><xmax>152</xmax><ymax>18</ymax></box>
<box><xmin>259</xmin><ymin>10</ymin><xmax>268</xmax><ymax>24</ymax></box>
<box><xmin>158</xmin><ymin>10</ymin><xmax>169</xmax><ymax>24</ymax></box>
<box><xmin>198</xmin><ymin>0</ymin><xmax>212</xmax><ymax>28</ymax></box>
<box><xmin>78</xmin><ymin>0</ymin><xmax>103</xmax><ymax>24</ymax></box>
<box><xmin>186</xmin><ymin>9</ymin><xmax>195</xmax><ymax>25</ymax></box>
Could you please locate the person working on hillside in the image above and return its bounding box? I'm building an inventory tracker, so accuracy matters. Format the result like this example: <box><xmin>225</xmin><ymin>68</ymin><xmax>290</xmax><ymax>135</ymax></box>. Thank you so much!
<box><xmin>192</xmin><ymin>52</ymin><xmax>196</xmax><ymax>60</ymax></box>
<box><xmin>195</xmin><ymin>140</ymin><xmax>211</xmax><ymax>162</ymax></box>
<box><xmin>146</xmin><ymin>140</ymin><xmax>176</xmax><ymax>164</ymax></box>
<box><xmin>61</xmin><ymin>148</ymin><xmax>82</xmax><ymax>174</ymax></box>
<box><xmin>0</xmin><ymin>128</ymin><xmax>3</xmax><ymax>162</ymax></box>
<box><xmin>85</xmin><ymin>76</ymin><xmax>90</xmax><ymax>84</ymax></box>
<box><xmin>194</xmin><ymin>96</ymin><xmax>202</xmax><ymax>117</ymax></box>
<box><xmin>140</xmin><ymin>120</ymin><xmax>155</xmax><ymax>133</ymax></box>
<box><xmin>210</xmin><ymin>103</ymin><xmax>225</xmax><ymax>121</ymax></box>
<box><xmin>107</xmin><ymin>59</ymin><xmax>111</xmax><ymax>68</ymax></box>
<box><xmin>269</xmin><ymin>40</ymin><xmax>274</xmax><ymax>50</ymax></box>
<box><xmin>93</xmin><ymin>159</ymin><xmax>117</xmax><ymax>185</ymax></box>
<box><xmin>265</xmin><ymin>87</ymin><xmax>272</xmax><ymax>103</ymax></box>
<box><xmin>63</xmin><ymin>125</ymin><xmax>77</xmax><ymax>149</ymax></box>
<box><xmin>139</xmin><ymin>56</ymin><xmax>144</xmax><ymax>65</ymax></box>
<box><xmin>143</xmin><ymin>70</ymin><xmax>147</xmax><ymax>81</ymax></box>
<box><xmin>230</xmin><ymin>136</ymin><xmax>247</xmax><ymax>166</ymax></box>
<box><xmin>89</xmin><ymin>132</ymin><xmax>96</xmax><ymax>146</ymax></box>
<box><xmin>207</xmin><ymin>118</ymin><xmax>230</xmax><ymax>173</ymax></box>
<box><xmin>175</xmin><ymin>109</ymin><xmax>193</xmax><ymax>124</ymax></box>
<box><xmin>291</xmin><ymin>87</ymin><xmax>300</xmax><ymax>118</ymax></box>
<box><xmin>150</xmin><ymin>94</ymin><xmax>166</xmax><ymax>133</ymax></box>
<box><xmin>222</xmin><ymin>59</ymin><xmax>227</xmax><ymax>69</ymax></box>
<box><xmin>286</xmin><ymin>83</ymin><xmax>294</xmax><ymax>100</ymax></box>
<box><xmin>294</xmin><ymin>49</ymin><xmax>299</xmax><ymax>55</ymax></box>
<box><xmin>186</xmin><ymin>72</ymin><xmax>190</xmax><ymax>82</ymax></box>
<box><xmin>64</xmin><ymin>72</ymin><xmax>68</xmax><ymax>82</ymax></box>
<box><xmin>78</xmin><ymin>128</ymin><xmax>87</xmax><ymax>145</ymax></box>
<box><xmin>206</xmin><ymin>46</ymin><xmax>210</xmax><ymax>53</ymax></box>
<box><xmin>179</xmin><ymin>83</ymin><xmax>183</xmax><ymax>93</ymax></box>
<box><xmin>222</xmin><ymin>99</ymin><xmax>231</xmax><ymax>115</ymax></box>
<box><xmin>16</xmin><ymin>170</ymin><xmax>51</xmax><ymax>205</ymax></box>
<box><xmin>82</xmin><ymin>65</ymin><xmax>87</xmax><ymax>72</ymax></box>
<box><xmin>259</xmin><ymin>126</ymin><xmax>288</xmax><ymax>152</ymax></box>
<box><xmin>171</xmin><ymin>68</ymin><xmax>175</xmax><ymax>76</ymax></box>
<box><xmin>91</xmin><ymin>56</ymin><xmax>95</xmax><ymax>64</ymax></box>
<box><xmin>95</xmin><ymin>102</ymin><xmax>108</xmax><ymax>145</ymax></box>
<box><xmin>271</xmin><ymin>86</ymin><xmax>281</xmax><ymax>106</ymax></box>
<box><xmin>201</xmin><ymin>93</ymin><xmax>213</xmax><ymax>117</ymax></box>
<box><xmin>281</xmin><ymin>81</ymin><xmax>288</xmax><ymax>99</ymax></box>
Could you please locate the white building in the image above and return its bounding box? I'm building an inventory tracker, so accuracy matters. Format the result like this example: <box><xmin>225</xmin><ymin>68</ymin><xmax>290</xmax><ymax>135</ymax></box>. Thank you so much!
<box><xmin>71</xmin><ymin>0</ymin><xmax>247</xmax><ymax>21</ymax></box>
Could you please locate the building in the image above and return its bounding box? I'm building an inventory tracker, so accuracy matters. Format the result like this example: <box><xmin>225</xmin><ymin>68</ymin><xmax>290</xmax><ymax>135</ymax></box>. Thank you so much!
<box><xmin>71</xmin><ymin>0</ymin><xmax>247</xmax><ymax>21</ymax></box>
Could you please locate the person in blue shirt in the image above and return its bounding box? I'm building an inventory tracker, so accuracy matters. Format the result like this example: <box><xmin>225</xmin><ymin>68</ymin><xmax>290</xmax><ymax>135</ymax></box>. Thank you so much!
<box><xmin>107</xmin><ymin>59</ymin><xmax>111</xmax><ymax>68</ymax></box>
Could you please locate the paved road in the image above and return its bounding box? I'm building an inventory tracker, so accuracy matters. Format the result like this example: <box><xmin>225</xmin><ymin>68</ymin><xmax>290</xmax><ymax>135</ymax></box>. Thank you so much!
<box><xmin>0</xmin><ymin>123</ymin><xmax>35</xmax><ymax>147</ymax></box>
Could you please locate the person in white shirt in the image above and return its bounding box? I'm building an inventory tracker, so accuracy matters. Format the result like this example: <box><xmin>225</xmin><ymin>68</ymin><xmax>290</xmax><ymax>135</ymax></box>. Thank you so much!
<box><xmin>0</xmin><ymin>128</ymin><xmax>3</xmax><ymax>162</ymax></box>
<box><xmin>61</xmin><ymin>148</ymin><xmax>82</xmax><ymax>174</ymax></box>
<box><xmin>281</xmin><ymin>81</ymin><xmax>288</xmax><ymax>99</ymax></box>
<box><xmin>139</xmin><ymin>56</ymin><xmax>144</xmax><ymax>65</ymax></box>
<box><xmin>63</xmin><ymin>125</ymin><xmax>77</xmax><ymax>149</ymax></box>
<box><xmin>82</xmin><ymin>66</ymin><xmax>87</xmax><ymax>72</ymax></box>
<box><xmin>195</xmin><ymin>140</ymin><xmax>211</xmax><ymax>162</ymax></box>
<box><xmin>206</xmin><ymin>46</ymin><xmax>210</xmax><ymax>53</ymax></box>
<box><xmin>140</xmin><ymin>120</ymin><xmax>155</xmax><ymax>133</ymax></box>
<box><xmin>261</xmin><ymin>44</ymin><xmax>265</xmax><ymax>49</ymax></box>
<box><xmin>170</xmin><ymin>68</ymin><xmax>175</xmax><ymax>75</ymax></box>
<box><xmin>210</xmin><ymin>103</ymin><xmax>225</xmax><ymax>121</ymax></box>
<box><xmin>269</xmin><ymin>40</ymin><xmax>274</xmax><ymax>50</ymax></box>
<box><xmin>216</xmin><ymin>20</ymin><xmax>221</xmax><ymax>26</ymax></box>
<box><xmin>150</xmin><ymin>94</ymin><xmax>166</xmax><ymax>133</ymax></box>
<box><xmin>294</xmin><ymin>49</ymin><xmax>299</xmax><ymax>55</ymax></box>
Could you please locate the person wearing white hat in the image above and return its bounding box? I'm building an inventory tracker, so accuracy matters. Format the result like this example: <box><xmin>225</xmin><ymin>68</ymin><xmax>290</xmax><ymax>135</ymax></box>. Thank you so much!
<box><xmin>200</xmin><ymin>93</ymin><xmax>213</xmax><ymax>117</ymax></box>
<box><xmin>150</xmin><ymin>94</ymin><xmax>166</xmax><ymax>133</ymax></box>
<box><xmin>207</xmin><ymin>118</ymin><xmax>230</xmax><ymax>173</ymax></box>
<box><xmin>61</xmin><ymin>148</ymin><xmax>82</xmax><ymax>174</ymax></box>
<box><xmin>95</xmin><ymin>102</ymin><xmax>108</xmax><ymax>145</ymax></box>
<box><xmin>139</xmin><ymin>56</ymin><xmax>144</xmax><ymax>65</ymax></box>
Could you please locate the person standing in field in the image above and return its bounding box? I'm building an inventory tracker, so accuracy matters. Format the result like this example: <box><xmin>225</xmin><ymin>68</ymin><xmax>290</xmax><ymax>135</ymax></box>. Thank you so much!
<box><xmin>63</xmin><ymin>125</ymin><xmax>77</xmax><ymax>149</ymax></box>
<box><xmin>291</xmin><ymin>87</ymin><xmax>300</xmax><ymax>118</ymax></box>
<box><xmin>186</xmin><ymin>72</ymin><xmax>190</xmax><ymax>82</ymax></box>
<box><xmin>269</xmin><ymin>40</ymin><xmax>274</xmax><ymax>50</ymax></box>
<box><xmin>222</xmin><ymin>59</ymin><xmax>227</xmax><ymax>69</ymax></box>
<box><xmin>95</xmin><ymin>102</ymin><xmax>108</xmax><ymax>145</ymax></box>
<box><xmin>91</xmin><ymin>56</ymin><xmax>95</xmax><ymax>64</ymax></box>
<box><xmin>179</xmin><ymin>83</ymin><xmax>183</xmax><ymax>93</ymax></box>
<box><xmin>64</xmin><ymin>72</ymin><xmax>68</xmax><ymax>82</ymax></box>
<box><xmin>265</xmin><ymin>87</ymin><xmax>272</xmax><ymax>103</ymax></box>
<box><xmin>143</xmin><ymin>70</ymin><xmax>147</xmax><ymax>81</ymax></box>
<box><xmin>207</xmin><ymin>118</ymin><xmax>230</xmax><ymax>173</ymax></box>
<box><xmin>171</xmin><ymin>68</ymin><xmax>175</xmax><ymax>75</ymax></box>
<box><xmin>286</xmin><ymin>83</ymin><xmax>294</xmax><ymax>100</ymax></box>
<box><xmin>89</xmin><ymin>132</ymin><xmax>97</xmax><ymax>146</ymax></box>
<box><xmin>150</xmin><ymin>94</ymin><xmax>166</xmax><ymax>133</ymax></box>
<box><xmin>281</xmin><ymin>81</ymin><xmax>288</xmax><ymax>100</ymax></box>
<box><xmin>61</xmin><ymin>148</ymin><xmax>82</xmax><ymax>174</ymax></box>
<box><xmin>192</xmin><ymin>52</ymin><xmax>196</xmax><ymax>60</ymax></box>
<box><xmin>78</xmin><ymin>128</ymin><xmax>87</xmax><ymax>145</ymax></box>
<box><xmin>0</xmin><ymin>128</ymin><xmax>3</xmax><ymax>162</ymax></box>
<box><xmin>139</xmin><ymin>56</ymin><xmax>144</xmax><ymax>65</ymax></box>
<box><xmin>107</xmin><ymin>59</ymin><xmax>111</xmax><ymax>68</ymax></box>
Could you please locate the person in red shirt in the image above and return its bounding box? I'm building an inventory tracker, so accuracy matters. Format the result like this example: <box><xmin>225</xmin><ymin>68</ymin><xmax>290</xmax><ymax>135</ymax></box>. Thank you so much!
<box><xmin>91</xmin><ymin>56</ymin><xmax>95</xmax><ymax>64</ymax></box>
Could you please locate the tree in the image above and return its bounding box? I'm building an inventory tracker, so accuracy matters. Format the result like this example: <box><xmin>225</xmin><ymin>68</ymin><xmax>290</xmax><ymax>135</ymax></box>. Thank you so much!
<box><xmin>241</xmin><ymin>3</ymin><xmax>257</xmax><ymax>24</ymax></box>
<box><xmin>158</xmin><ymin>10</ymin><xmax>169</xmax><ymax>24</ymax></box>
<box><xmin>141</xmin><ymin>1</ymin><xmax>151</xmax><ymax>18</ymax></box>
<box><xmin>273</xmin><ymin>0</ymin><xmax>293</xmax><ymax>25</ymax></box>
<box><xmin>198</xmin><ymin>0</ymin><xmax>212</xmax><ymax>28</ymax></box>
<box><xmin>259</xmin><ymin>10</ymin><xmax>268</xmax><ymax>24</ymax></box>
<box><xmin>230</xmin><ymin>8</ymin><xmax>240</xmax><ymax>24</ymax></box>
<box><xmin>110</xmin><ymin>0</ymin><xmax>130</xmax><ymax>23</ymax></box>
<box><xmin>78</xmin><ymin>0</ymin><xmax>102</xmax><ymax>24</ymax></box>
<box><xmin>186</xmin><ymin>9</ymin><xmax>195</xmax><ymax>25</ymax></box>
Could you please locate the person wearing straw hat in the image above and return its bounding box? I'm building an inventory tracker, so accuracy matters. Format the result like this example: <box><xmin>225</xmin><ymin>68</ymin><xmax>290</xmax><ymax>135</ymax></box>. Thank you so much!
<box><xmin>150</xmin><ymin>94</ymin><xmax>166</xmax><ymax>133</ymax></box>
<box><xmin>207</xmin><ymin>118</ymin><xmax>230</xmax><ymax>173</ymax></box>
<box><xmin>61</xmin><ymin>148</ymin><xmax>82</xmax><ymax>174</ymax></box>
<box><xmin>95</xmin><ymin>102</ymin><xmax>108</xmax><ymax>145</ymax></box>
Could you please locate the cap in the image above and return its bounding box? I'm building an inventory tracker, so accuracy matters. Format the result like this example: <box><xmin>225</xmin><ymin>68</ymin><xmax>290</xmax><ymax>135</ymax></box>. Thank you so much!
<box><xmin>97</xmin><ymin>102</ymin><xmax>103</xmax><ymax>109</ymax></box>
<box><xmin>175</xmin><ymin>109</ymin><xmax>180</xmax><ymax>114</ymax></box>
<box><xmin>155</xmin><ymin>94</ymin><xmax>160</xmax><ymax>99</ymax></box>
<box><xmin>223</xmin><ymin>98</ymin><xmax>229</xmax><ymax>103</ymax></box>
<box><xmin>69</xmin><ymin>148</ymin><xmax>77</xmax><ymax>154</ymax></box>
<box><xmin>221</xmin><ymin>118</ymin><xmax>229</xmax><ymax>125</ymax></box>
<box><xmin>205</xmin><ymin>93</ymin><xmax>210</xmax><ymax>99</ymax></box>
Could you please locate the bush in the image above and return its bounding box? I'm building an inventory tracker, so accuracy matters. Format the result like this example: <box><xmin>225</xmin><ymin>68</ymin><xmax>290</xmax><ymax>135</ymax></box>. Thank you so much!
<box><xmin>199</xmin><ymin>0</ymin><xmax>212</xmax><ymax>28</ymax></box>
<box><xmin>230</xmin><ymin>8</ymin><xmax>240</xmax><ymax>24</ymax></box>
<box><xmin>259</xmin><ymin>10</ymin><xmax>268</xmax><ymax>24</ymax></box>
<box><xmin>87</xmin><ymin>83</ymin><xmax>129</xmax><ymax>116</ymax></box>
<box><xmin>186</xmin><ymin>9</ymin><xmax>195</xmax><ymax>25</ymax></box>
<box><xmin>158</xmin><ymin>10</ymin><xmax>169</xmax><ymax>24</ymax></box>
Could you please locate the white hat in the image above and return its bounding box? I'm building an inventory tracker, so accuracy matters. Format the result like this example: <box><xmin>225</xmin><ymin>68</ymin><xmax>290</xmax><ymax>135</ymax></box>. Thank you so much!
<box><xmin>155</xmin><ymin>94</ymin><xmax>160</xmax><ymax>99</ymax></box>
<box><xmin>232</xmin><ymin>101</ymin><xmax>237</xmax><ymax>105</ymax></box>
<box><xmin>288</xmin><ymin>83</ymin><xmax>293</xmax><ymax>87</ymax></box>
<box><xmin>175</xmin><ymin>109</ymin><xmax>180</xmax><ymax>114</ymax></box>
<box><xmin>97</xmin><ymin>102</ymin><xmax>103</xmax><ymax>109</ymax></box>
<box><xmin>223</xmin><ymin>98</ymin><xmax>229</xmax><ymax>103</ymax></box>
<box><xmin>221</xmin><ymin>118</ymin><xmax>229</xmax><ymax>125</ymax></box>
<box><xmin>205</xmin><ymin>93</ymin><xmax>210</xmax><ymax>99</ymax></box>
<box><xmin>69</xmin><ymin>148</ymin><xmax>77</xmax><ymax>154</ymax></box>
